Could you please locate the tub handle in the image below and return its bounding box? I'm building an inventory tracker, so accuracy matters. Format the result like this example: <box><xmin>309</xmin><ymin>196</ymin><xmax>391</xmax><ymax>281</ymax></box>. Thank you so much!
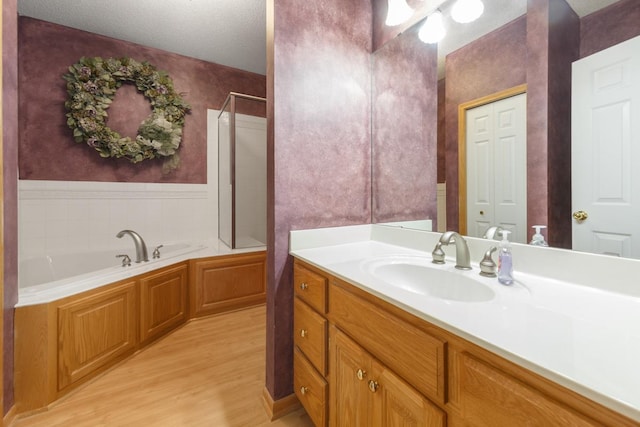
<box><xmin>152</xmin><ymin>245</ymin><xmax>164</xmax><ymax>259</ymax></box>
<box><xmin>116</xmin><ymin>254</ymin><xmax>131</xmax><ymax>267</ymax></box>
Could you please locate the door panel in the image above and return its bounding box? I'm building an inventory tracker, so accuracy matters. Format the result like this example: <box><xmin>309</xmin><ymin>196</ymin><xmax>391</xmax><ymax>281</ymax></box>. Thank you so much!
<box><xmin>572</xmin><ymin>35</ymin><xmax>640</xmax><ymax>257</ymax></box>
<box><xmin>467</xmin><ymin>93</ymin><xmax>527</xmax><ymax>242</ymax></box>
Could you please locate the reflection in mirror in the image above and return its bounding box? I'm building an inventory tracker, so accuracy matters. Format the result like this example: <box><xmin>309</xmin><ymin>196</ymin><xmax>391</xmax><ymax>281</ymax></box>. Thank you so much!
<box><xmin>372</xmin><ymin>0</ymin><xmax>640</xmax><ymax>258</ymax></box>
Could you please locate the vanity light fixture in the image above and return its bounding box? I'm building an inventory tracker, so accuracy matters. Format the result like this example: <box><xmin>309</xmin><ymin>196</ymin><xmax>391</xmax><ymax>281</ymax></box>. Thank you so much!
<box><xmin>385</xmin><ymin>0</ymin><xmax>414</xmax><ymax>26</ymax></box>
<box><xmin>451</xmin><ymin>0</ymin><xmax>484</xmax><ymax>23</ymax></box>
<box><xmin>418</xmin><ymin>10</ymin><xmax>446</xmax><ymax>44</ymax></box>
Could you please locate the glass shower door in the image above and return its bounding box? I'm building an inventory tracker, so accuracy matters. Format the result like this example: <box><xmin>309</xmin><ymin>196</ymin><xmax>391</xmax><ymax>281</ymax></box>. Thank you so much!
<box><xmin>218</xmin><ymin>93</ymin><xmax>267</xmax><ymax>249</ymax></box>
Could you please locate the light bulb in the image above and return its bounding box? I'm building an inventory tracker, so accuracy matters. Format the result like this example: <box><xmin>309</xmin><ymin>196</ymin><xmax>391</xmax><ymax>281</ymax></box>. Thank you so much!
<box><xmin>385</xmin><ymin>0</ymin><xmax>414</xmax><ymax>26</ymax></box>
<box><xmin>451</xmin><ymin>0</ymin><xmax>484</xmax><ymax>24</ymax></box>
<box><xmin>418</xmin><ymin>11</ymin><xmax>446</xmax><ymax>44</ymax></box>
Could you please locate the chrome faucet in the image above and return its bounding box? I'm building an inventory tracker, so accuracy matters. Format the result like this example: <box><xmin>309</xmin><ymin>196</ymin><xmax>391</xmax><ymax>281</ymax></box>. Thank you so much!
<box><xmin>436</xmin><ymin>231</ymin><xmax>472</xmax><ymax>270</ymax></box>
<box><xmin>483</xmin><ymin>225</ymin><xmax>504</xmax><ymax>240</ymax></box>
<box><xmin>116</xmin><ymin>230</ymin><xmax>149</xmax><ymax>263</ymax></box>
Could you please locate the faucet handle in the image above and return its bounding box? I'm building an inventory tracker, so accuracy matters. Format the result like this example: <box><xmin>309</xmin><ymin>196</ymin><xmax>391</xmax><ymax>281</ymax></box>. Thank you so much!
<box><xmin>432</xmin><ymin>242</ymin><xmax>446</xmax><ymax>264</ymax></box>
<box><xmin>116</xmin><ymin>254</ymin><xmax>131</xmax><ymax>267</ymax></box>
<box><xmin>479</xmin><ymin>247</ymin><xmax>497</xmax><ymax>277</ymax></box>
<box><xmin>152</xmin><ymin>245</ymin><xmax>164</xmax><ymax>259</ymax></box>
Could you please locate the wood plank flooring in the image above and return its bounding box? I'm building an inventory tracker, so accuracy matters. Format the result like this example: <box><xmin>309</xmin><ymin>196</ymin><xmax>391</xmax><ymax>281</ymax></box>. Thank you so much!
<box><xmin>13</xmin><ymin>305</ymin><xmax>313</xmax><ymax>427</ymax></box>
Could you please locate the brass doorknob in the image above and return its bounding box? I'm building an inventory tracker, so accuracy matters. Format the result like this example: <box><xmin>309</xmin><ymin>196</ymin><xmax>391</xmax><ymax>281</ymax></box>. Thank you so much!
<box><xmin>356</xmin><ymin>369</ymin><xmax>366</xmax><ymax>381</ymax></box>
<box><xmin>573</xmin><ymin>210</ymin><xmax>588</xmax><ymax>222</ymax></box>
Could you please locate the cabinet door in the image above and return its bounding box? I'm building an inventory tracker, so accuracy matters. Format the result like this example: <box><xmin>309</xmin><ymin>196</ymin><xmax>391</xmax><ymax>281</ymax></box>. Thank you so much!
<box><xmin>58</xmin><ymin>281</ymin><xmax>137</xmax><ymax>390</ymax></box>
<box><xmin>330</xmin><ymin>328</ymin><xmax>371</xmax><ymax>427</ymax></box>
<box><xmin>190</xmin><ymin>252</ymin><xmax>266</xmax><ymax>316</ymax></box>
<box><xmin>460</xmin><ymin>353</ymin><xmax>599</xmax><ymax>426</ymax></box>
<box><xmin>370</xmin><ymin>359</ymin><xmax>445</xmax><ymax>427</ymax></box>
<box><xmin>139</xmin><ymin>263</ymin><xmax>188</xmax><ymax>345</ymax></box>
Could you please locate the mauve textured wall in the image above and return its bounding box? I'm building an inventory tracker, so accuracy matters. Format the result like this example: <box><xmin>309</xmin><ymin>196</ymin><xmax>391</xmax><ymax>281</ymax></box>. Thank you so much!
<box><xmin>444</xmin><ymin>16</ymin><xmax>527</xmax><ymax>231</ymax></box>
<box><xmin>372</xmin><ymin>23</ymin><xmax>438</xmax><ymax>224</ymax></box>
<box><xmin>267</xmin><ymin>0</ymin><xmax>372</xmax><ymax>399</ymax></box>
<box><xmin>581</xmin><ymin>0</ymin><xmax>640</xmax><ymax>58</ymax></box>
<box><xmin>3</xmin><ymin>0</ymin><xmax>19</xmax><ymax>414</ymax></box>
<box><xmin>18</xmin><ymin>17</ymin><xmax>266</xmax><ymax>184</ymax></box>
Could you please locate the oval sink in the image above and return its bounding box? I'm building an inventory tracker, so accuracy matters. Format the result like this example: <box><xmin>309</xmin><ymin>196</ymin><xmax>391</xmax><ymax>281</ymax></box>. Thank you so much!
<box><xmin>364</xmin><ymin>257</ymin><xmax>495</xmax><ymax>302</ymax></box>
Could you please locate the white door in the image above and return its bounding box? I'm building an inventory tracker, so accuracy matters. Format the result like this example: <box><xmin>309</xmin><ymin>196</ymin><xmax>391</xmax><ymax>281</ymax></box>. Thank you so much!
<box><xmin>572</xmin><ymin>35</ymin><xmax>640</xmax><ymax>258</ymax></box>
<box><xmin>466</xmin><ymin>93</ymin><xmax>527</xmax><ymax>243</ymax></box>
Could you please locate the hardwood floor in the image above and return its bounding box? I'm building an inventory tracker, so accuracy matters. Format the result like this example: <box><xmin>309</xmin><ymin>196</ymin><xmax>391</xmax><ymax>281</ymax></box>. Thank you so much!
<box><xmin>13</xmin><ymin>305</ymin><xmax>313</xmax><ymax>427</ymax></box>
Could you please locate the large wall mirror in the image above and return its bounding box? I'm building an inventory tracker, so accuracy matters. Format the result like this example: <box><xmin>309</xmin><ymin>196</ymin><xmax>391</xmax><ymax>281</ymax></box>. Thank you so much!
<box><xmin>372</xmin><ymin>0</ymin><xmax>640</xmax><ymax>259</ymax></box>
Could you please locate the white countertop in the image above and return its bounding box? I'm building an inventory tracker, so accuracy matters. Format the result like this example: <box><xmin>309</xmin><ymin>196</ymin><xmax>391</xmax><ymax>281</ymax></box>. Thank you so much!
<box><xmin>289</xmin><ymin>224</ymin><xmax>640</xmax><ymax>422</ymax></box>
<box><xmin>17</xmin><ymin>240</ymin><xmax>265</xmax><ymax>307</ymax></box>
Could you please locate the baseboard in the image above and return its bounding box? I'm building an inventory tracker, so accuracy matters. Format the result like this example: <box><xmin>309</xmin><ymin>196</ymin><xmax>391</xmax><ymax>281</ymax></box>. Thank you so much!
<box><xmin>261</xmin><ymin>387</ymin><xmax>301</xmax><ymax>421</ymax></box>
<box><xmin>3</xmin><ymin>404</ymin><xmax>17</xmax><ymax>427</ymax></box>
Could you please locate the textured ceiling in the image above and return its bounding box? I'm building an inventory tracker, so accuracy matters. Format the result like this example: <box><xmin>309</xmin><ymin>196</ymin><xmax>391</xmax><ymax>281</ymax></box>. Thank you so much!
<box><xmin>17</xmin><ymin>0</ymin><xmax>621</xmax><ymax>77</ymax></box>
<box><xmin>18</xmin><ymin>0</ymin><xmax>267</xmax><ymax>75</ymax></box>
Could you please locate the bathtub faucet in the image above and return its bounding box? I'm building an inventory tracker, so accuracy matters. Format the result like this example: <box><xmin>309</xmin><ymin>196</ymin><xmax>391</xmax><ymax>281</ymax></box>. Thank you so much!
<box><xmin>116</xmin><ymin>230</ymin><xmax>149</xmax><ymax>263</ymax></box>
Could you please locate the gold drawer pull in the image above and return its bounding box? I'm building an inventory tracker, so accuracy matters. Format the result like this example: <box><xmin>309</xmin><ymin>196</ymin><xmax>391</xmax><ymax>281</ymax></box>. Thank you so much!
<box><xmin>356</xmin><ymin>369</ymin><xmax>366</xmax><ymax>381</ymax></box>
<box><xmin>300</xmin><ymin>329</ymin><xmax>308</xmax><ymax>338</ymax></box>
<box><xmin>300</xmin><ymin>386</ymin><xmax>309</xmax><ymax>395</ymax></box>
<box><xmin>368</xmin><ymin>380</ymin><xmax>379</xmax><ymax>393</ymax></box>
<box><xmin>300</xmin><ymin>282</ymin><xmax>308</xmax><ymax>290</ymax></box>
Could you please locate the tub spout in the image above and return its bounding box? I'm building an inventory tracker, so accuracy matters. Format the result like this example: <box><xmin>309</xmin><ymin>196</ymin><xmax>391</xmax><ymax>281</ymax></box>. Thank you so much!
<box><xmin>116</xmin><ymin>230</ymin><xmax>149</xmax><ymax>263</ymax></box>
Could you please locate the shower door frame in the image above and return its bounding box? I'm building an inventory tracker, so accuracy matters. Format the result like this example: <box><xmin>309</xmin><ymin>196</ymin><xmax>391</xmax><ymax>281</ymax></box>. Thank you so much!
<box><xmin>218</xmin><ymin>92</ymin><xmax>267</xmax><ymax>249</ymax></box>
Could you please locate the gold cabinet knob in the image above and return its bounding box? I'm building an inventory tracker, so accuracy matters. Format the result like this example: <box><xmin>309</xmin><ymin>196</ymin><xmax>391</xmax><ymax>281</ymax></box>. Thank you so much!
<box><xmin>300</xmin><ymin>329</ymin><xmax>307</xmax><ymax>338</ymax></box>
<box><xmin>573</xmin><ymin>210</ymin><xmax>588</xmax><ymax>222</ymax></box>
<box><xmin>299</xmin><ymin>282</ymin><xmax>308</xmax><ymax>290</ymax></box>
<box><xmin>356</xmin><ymin>369</ymin><xmax>366</xmax><ymax>381</ymax></box>
<box><xmin>368</xmin><ymin>380</ymin><xmax>379</xmax><ymax>393</ymax></box>
<box><xmin>300</xmin><ymin>386</ymin><xmax>308</xmax><ymax>395</ymax></box>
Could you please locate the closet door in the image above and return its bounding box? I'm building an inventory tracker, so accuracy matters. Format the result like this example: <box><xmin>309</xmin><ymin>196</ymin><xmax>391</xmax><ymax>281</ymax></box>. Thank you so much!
<box><xmin>466</xmin><ymin>93</ymin><xmax>527</xmax><ymax>242</ymax></box>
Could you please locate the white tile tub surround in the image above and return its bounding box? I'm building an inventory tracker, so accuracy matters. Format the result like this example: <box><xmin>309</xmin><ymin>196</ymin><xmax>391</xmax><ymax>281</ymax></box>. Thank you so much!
<box><xmin>19</xmin><ymin>180</ymin><xmax>215</xmax><ymax>260</ymax></box>
<box><xmin>289</xmin><ymin>224</ymin><xmax>640</xmax><ymax>421</ymax></box>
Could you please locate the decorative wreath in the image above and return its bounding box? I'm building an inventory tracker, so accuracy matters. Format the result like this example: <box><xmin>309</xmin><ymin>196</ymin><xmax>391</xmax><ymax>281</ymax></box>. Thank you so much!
<box><xmin>63</xmin><ymin>57</ymin><xmax>191</xmax><ymax>170</ymax></box>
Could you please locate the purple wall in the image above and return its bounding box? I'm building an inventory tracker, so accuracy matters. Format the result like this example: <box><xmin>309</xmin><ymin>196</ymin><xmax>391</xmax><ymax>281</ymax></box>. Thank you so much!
<box><xmin>18</xmin><ymin>17</ymin><xmax>266</xmax><ymax>184</ymax></box>
<box><xmin>444</xmin><ymin>16</ymin><xmax>528</xmax><ymax>231</ymax></box>
<box><xmin>581</xmin><ymin>0</ymin><xmax>640</xmax><ymax>58</ymax></box>
<box><xmin>3</xmin><ymin>0</ymin><xmax>18</xmax><ymax>414</ymax></box>
<box><xmin>267</xmin><ymin>0</ymin><xmax>372</xmax><ymax>400</ymax></box>
<box><xmin>372</xmin><ymin>23</ymin><xmax>438</xmax><ymax>223</ymax></box>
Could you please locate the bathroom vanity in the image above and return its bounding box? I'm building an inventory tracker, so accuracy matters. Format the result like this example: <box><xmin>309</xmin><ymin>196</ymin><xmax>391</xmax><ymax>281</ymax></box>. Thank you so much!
<box><xmin>290</xmin><ymin>225</ymin><xmax>640</xmax><ymax>426</ymax></box>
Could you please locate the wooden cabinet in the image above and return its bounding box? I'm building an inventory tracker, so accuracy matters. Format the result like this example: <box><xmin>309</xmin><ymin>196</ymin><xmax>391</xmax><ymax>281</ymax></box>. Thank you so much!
<box><xmin>330</xmin><ymin>327</ymin><xmax>445</xmax><ymax>427</ymax></box>
<box><xmin>292</xmin><ymin>258</ymin><xmax>639</xmax><ymax>427</ymax></box>
<box><xmin>458</xmin><ymin>352</ymin><xmax>599</xmax><ymax>426</ymax></box>
<box><xmin>58</xmin><ymin>280</ymin><xmax>137</xmax><ymax>391</ymax></box>
<box><xmin>190</xmin><ymin>251</ymin><xmax>266</xmax><ymax>317</ymax></box>
<box><xmin>293</xmin><ymin>260</ymin><xmax>329</xmax><ymax>426</ymax></box>
<box><xmin>139</xmin><ymin>263</ymin><xmax>188</xmax><ymax>345</ymax></box>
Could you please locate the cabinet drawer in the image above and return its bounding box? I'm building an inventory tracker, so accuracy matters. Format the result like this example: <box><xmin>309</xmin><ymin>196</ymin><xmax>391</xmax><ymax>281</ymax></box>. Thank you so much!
<box><xmin>294</xmin><ymin>298</ymin><xmax>327</xmax><ymax>376</ymax></box>
<box><xmin>294</xmin><ymin>261</ymin><xmax>327</xmax><ymax>314</ymax></box>
<box><xmin>330</xmin><ymin>282</ymin><xmax>447</xmax><ymax>404</ymax></box>
<box><xmin>294</xmin><ymin>348</ymin><xmax>327</xmax><ymax>427</ymax></box>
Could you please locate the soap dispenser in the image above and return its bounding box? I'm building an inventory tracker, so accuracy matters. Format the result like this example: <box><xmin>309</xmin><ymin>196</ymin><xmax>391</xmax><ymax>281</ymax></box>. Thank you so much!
<box><xmin>498</xmin><ymin>230</ymin><xmax>514</xmax><ymax>285</ymax></box>
<box><xmin>530</xmin><ymin>225</ymin><xmax>549</xmax><ymax>246</ymax></box>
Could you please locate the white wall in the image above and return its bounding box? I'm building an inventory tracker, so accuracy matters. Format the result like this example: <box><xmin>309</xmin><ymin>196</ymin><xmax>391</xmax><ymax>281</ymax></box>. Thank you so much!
<box><xmin>18</xmin><ymin>109</ymin><xmax>221</xmax><ymax>260</ymax></box>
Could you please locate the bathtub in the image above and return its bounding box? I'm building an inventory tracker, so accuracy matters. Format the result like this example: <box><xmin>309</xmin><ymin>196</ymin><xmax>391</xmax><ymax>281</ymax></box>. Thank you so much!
<box><xmin>18</xmin><ymin>242</ymin><xmax>207</xmax><ymax>307</ymax></box>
